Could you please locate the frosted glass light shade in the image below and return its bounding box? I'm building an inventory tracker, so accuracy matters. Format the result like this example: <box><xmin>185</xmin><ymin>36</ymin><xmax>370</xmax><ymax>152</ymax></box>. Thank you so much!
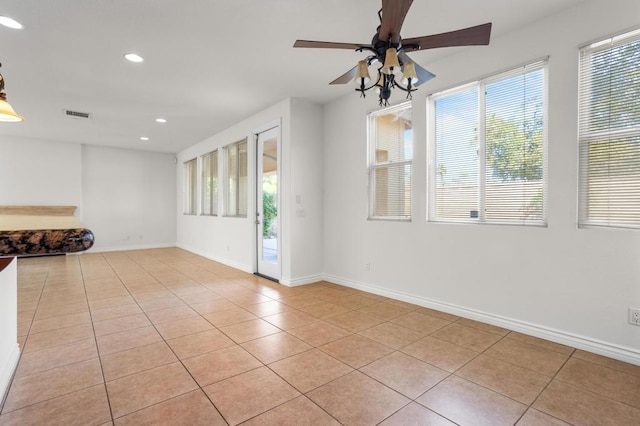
<box><xmin>0</xmin><ymin>98</ymin><xmax>23</xmax><ymax>122</ymax></box>
<box><xmin>382</xmin><ymin>48</ymin><xmax>400</xmax><ymax>75</ymax></box>
<box><xmin>401</xmin><ymin>61</ymin><xmax>418</xmax><ymax>85</ymax></box>
<box><xmin>355</xmin><ymin>60</ymin><xmax>371</xmax><ymax>84</ymax></box>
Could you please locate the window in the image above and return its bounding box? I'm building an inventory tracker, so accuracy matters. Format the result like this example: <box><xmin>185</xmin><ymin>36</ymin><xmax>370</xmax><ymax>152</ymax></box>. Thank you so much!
<box><xmin>368</xmin><ymin>103</ymin><xmax>413</xmax><ymax>220</ymax></box>
<box><xmin>579</xmin><ymin>30</ymin><xmax>640</xmax><ymax>229</ymax></box>
<box><xmin>225</xmin><ymin>139</ymin><xmax>248</xmax><ymax>217</ymax></box>
<box><xmin>428</xmin><ymin>61</ymin><xmax>547</xmax><ymax>225</ymax></box>
<box><xmin>201</xmin><ymin>150</ymin><xmax>218</xmax><ymax>216</ymax></box>
<box><xmin>183</xmin><ymin>158</ymin><xmax>197</xmax><ymax>215</ymax></box>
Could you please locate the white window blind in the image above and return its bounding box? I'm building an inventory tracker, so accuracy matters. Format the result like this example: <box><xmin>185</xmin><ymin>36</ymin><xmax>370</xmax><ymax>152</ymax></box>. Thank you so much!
<box><xmin>429</xmin><ymin>61</ymin><xmax>547</xmax><ymax>226</ymax></box>
<box><xmin>183</xmin><ymin>158</ymin><xmax>197</xmax><ymax>215</ymax></box>
<box><xmin>201</xmin><ymin>150</ymin><xmax>218</xmax><ymax>216</ymax></box>
<box><xmin>225</xmin><ymin>139</ymin><xmax>248</xmax><ymax>217</ymax></box>
<box><xmin>368</xmin><ymin>103</ymin><xmax>413</xmax><ymax>220</ymax></box>
<box><xmin>579</xmin><ymin>30</ymin><xmax>640</xmax><ymax>229</ymax></box>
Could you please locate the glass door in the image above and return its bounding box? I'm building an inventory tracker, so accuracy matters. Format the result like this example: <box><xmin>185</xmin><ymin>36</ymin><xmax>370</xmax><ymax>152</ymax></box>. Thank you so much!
<box><xmin>256</xmin><ymin>126</ymin><xmax>280</xmax><ymax>280</ymax></box>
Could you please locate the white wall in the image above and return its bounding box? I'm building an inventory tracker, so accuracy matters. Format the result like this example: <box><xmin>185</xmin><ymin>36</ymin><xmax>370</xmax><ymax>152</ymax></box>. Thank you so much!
<box><xmin>0</xmin><ymin>258</ymin><xmax>18</xmax><ymax>404</ymax></box>
<box><xmin>81</xmin><ymin>145</ymin><xmax>177</xmax><ymax>251</ymax></box>
<box><xmin>0</xmin><ymin>136</ymin><xmax>82</xmax><ymax>213</ymax></box>
<box><xmin>176</xmin><ymin>98</ymin><xmax>324</xmax><ymax>284</ymax></box>
<box><xmin>0</xmin><ymin>136</ymin><xmax>177</xmax><ymax>252</ymax></box>
<box><xmin>322</xmin><ymin>0</ymin><xmax>640</xmax><ymax>363</ymax></box>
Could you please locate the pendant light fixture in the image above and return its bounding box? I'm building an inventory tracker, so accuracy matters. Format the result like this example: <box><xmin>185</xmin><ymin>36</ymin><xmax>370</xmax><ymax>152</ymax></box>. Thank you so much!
<box><xmin>0</xmin><ymin>63</ymin><xmax>23</xmax><ymax>122</ymax></box>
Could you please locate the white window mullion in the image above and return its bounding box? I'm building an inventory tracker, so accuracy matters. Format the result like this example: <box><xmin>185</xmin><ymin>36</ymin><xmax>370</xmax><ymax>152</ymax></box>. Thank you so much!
<box><xmin>478</xmin><ymin>83</ymin><xmax>487</xmax><ymax>222</ymax></box>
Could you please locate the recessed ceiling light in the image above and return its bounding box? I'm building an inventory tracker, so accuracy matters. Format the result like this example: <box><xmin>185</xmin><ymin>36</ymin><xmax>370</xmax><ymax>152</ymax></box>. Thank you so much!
<box><xmin>0</xmin><ymin>16</ymin><xmax>23</xmax><ymax>29</ymax></box>
<box><xmin>124</xmin><ymin>53</ymin><xmax>144</xmax><ymax>63</ymax></box>
<box><xmin>155</xmin><ymin>118</ymin><xmax>166</xmax><ymax>123</ymax></box>
<box><xmin>140</xmin><ymin>136</ymin><xmax>149</xmax><ymax>141</ymax></box>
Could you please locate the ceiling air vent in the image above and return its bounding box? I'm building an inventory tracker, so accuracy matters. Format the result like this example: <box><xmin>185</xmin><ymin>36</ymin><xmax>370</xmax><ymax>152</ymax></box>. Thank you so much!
<box><xmin>64</xmin><ymin>109</ymin><xmax>91</xmax><ymax>119</ymax></box>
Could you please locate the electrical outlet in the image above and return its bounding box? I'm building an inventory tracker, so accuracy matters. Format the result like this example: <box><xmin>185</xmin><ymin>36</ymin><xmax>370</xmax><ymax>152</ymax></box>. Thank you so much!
<box><xmin>630</xmin><ymin>308</ymin><xmax>640</xmax><ymax>326</ymax></box>
<box><xmin>364</xmin><ymin>262</ymin><xmax>370</xmax><ymax>271</ymax></box>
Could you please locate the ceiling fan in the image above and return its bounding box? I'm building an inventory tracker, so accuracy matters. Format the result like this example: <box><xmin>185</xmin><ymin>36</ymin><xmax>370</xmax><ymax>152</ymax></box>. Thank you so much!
<box><xmin>294</xmin><ymin>0</ymin><xmax>492</xmax><ymax>106</ymax></box>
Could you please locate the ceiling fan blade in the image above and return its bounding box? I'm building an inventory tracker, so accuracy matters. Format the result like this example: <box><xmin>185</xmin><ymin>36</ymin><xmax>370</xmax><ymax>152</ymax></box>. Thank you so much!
<box><xmin>379</xmin><ymin>0</ymin><xmax>413</xmax><ymax>43</ymax></box>
<box><xmin>402</xmin><ymin>22</ymin><xmax>492</xmax><ymax>51</ymax></box>
<box><xmin>330</xmin><ymin>65</ymin><xmax>359</xmax><ymax>85</ymax></box>
<box><xmin>398</xmin><ymin>51</ymin><xmax>435</xmax><ymax>87</ymax></box>
<box><xmin>294</xmin><ymin>40</ymin><xmax>366</xmax><ymax>50</ymax></box>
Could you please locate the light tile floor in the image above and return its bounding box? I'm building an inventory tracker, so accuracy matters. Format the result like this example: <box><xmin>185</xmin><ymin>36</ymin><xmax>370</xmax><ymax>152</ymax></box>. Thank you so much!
<box><xmin>1</xmin><ymin>248</ymin><xmax>639</xmax><ymax>425</ymax></box>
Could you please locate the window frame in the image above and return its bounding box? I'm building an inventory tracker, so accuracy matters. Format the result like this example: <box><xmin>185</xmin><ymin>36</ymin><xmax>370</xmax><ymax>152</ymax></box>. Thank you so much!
<box><xmin>183</xmin><ymin>157</ymin><xmax>198</xmax><ymax>215</ymax></box>
<box><xmin>224</xmin><ymin>138</ymin><xmax>248</xmax><ymax>218</ymax></box>
<box><xmin>578</xmin><ymin>29</ymin><xmax>640</xmax><ymax>230</ymax></box>
<box><xmin>367</xmin><ymin>102</ymin><xmax>413</xmax><ymax>221</ymax></box>
<box><xmin>427</xmin><ymin>60</ymin><xmax>549</xmax><ymax>226</ymax></box>
<box><xmin>201</xmin><ymin>149</ymin><xmax>218</xmax><ymax>216</ymax></box>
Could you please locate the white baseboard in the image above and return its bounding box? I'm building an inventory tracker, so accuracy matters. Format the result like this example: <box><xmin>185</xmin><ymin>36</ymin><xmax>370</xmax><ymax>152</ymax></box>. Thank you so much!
<box><xmin>176</xmin><ymin>244</ymin><xmax>253</xmax><ymax>274</ymax></box>
<box><xmin>279</xmin><ymin>274</ymin><xmax>324</xmax><ymax>287</ymax></box>
<box><xmin>0</xmin><ymin>343</ymin><xmax>20</xmax><ymax>407</ymax></box>
<box><xmin>324</xmin><ymin>274</ymin><xmax>640</xmax><ymax>367</ymax></box>
<box><xmin>86</xmin><ymin>243</ymin><xmax>176</xmax><ymax>253</ymax></box>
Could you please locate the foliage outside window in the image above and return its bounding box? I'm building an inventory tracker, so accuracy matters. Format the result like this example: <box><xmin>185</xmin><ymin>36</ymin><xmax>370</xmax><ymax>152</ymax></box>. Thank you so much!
<box><xmin>225</xmin><ymin>139</ymin><xmax>248</xmax><ymax>217</ymax></box>
<box><xmin>183</xmin><ymin>158</ymin><xmax>197</xmax><ymax>215</ymax></box>
<box><xmin>578</xmin><ymin>29</ymin><xmax>640</xmax><ymax>229</ymax></box>
<box><xmin>368</xmin><ymin>102</ymin><xmax>413</xmax><ymax>220</ymax></box>
<box><xmin>201</xmin><ymin>150</ymin><xmax>218</xmax><ymax>216</ymax></box>
<box><xmin>428</xmin><ymin>61</ymin><xmax>547</xmax><ymax>225</ymax></box>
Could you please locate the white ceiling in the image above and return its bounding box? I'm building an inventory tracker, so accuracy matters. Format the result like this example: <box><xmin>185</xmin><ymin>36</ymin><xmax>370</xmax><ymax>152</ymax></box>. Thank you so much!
<box><xmin>0</xmin><ymin>0</ymin><xmax>584</xmax><ymax>153</ymax></box>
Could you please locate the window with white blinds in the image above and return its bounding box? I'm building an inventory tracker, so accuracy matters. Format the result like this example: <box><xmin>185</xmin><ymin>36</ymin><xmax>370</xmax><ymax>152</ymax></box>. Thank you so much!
<box><xmin>578</xmin><ymin>29</ymin><xmax>640</xmax><ymax>229</ymax></box>
<box><xmin>225</xmin><ymin>139</ymin><xmax>248</xmax><ymax>217</ymax></box>
<box><xmin>368</xmin><ymin>102</ymin><xmax>413</xmax><ymax>220</ymax></box>
<box><xmin>201</xmin><ymin>150</ymin><xmax>218</xmax><ymax>216</ymax></box>
<box><xmin>183</xmin><ymin>158</ymin><xmax>197</xmax><ymax>215</ymax></box>
<box><xmin>428</xmin><ymin>61</ymin><xmax>547</xmax><ymax>226</ymax></box>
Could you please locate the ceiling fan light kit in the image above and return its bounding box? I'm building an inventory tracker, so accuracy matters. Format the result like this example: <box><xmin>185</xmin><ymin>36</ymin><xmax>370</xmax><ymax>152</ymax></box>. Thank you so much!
<box><xmin>0</xmin><ymin>63</ymin><xmax>23</xmax><ymax>122</ymax></box>
<box><xmin>294</xmin><ymin>0</ymin><xmax>492</xmax><ymax>107</ymax></box>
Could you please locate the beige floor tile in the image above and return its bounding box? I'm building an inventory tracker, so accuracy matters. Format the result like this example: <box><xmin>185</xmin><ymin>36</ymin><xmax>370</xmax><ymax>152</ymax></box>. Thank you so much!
<box><xmin>16</xmin><ymin>338</ymin><xmax>98</xmax><ymax>378</ymax></box>
<box><xmin>242</xmin><ymin>395</ymin><xmax>340</xmax><ymax>426</ymax></box>
<box><xmin>456</xmin><ymin>354</ymin><xmax>551</xmax><ymax>404</ymax></box>
<box><xmin>132</xmin><ymin>290</ymin><xmax>175</xmax><ymax>302</ymax></box>
<box><xmin>325</xmin><ymin>311</ymin><xmax>385</xmax><ymax>333</ymax></box>
<box><xmin>415</xmin><ymin>307</ymin><xmax>460</xmax><ymax>322</ymax></box>
<box><xmin>279</xmin><ymin>294</ymin><xmax>324</xmax><ymax>309</ymax></box>
<box><xmin>296</xmin><ymin>301</ymin><xmax>352</xmax><ymax>319</ymax></box>
<box><xmin>34</xmin><ymin>301</ymin><xmax>89</xmax><ymax>321</ymax></box>
<box><xmin>145</xmin><ymin>305</ymin><xmax>198</xmax><ymax>325</ymax></box>
<box><xmin>287</xmin><ymin>320</ymin><xmax>352</xmax><ymax>347</ymax></box>
<box><xmin>101</xmin><ymin>341</ymin><xmax>177</xmax><ymax>381</ymax></box>
<box><xmin>182</xmin><ymin>345</ymin><xmax>262</xmax><ymax>386</ymax></box>
<box><xmin>456</xmin><ymin>318</ymin><xmax>510</xmax><ymax>336</ymax></box>
<box><xmin>401</xmin><ymin>336</ymin><xmax>479</xmax><ymax>372</ymax></box>
<box><xmin>379</xmin><ymin>402</ymin><xmax>456</xmax><ymax>425</ymax></box>
<box><xmin>179</xmin><ymin>291</ymin><xmax>223</xmax><ymax>305</ymax></box>
<box><xmin>226</xmin><ymin>292</ymin><xmax>273</xmax><ymax>306</ymax></box>
<box><xmin>533</xmin><ymin>380</ymin><xmax>640</xmax><ymax>425</ymax></box>
<box><xmin>516</xmin><ymin>408</ymin><xmax>571</xmax><ymax>425</ymax></box>
<box><xmin>29</xmin><ymin>311</ymin><xmax>92</xmax><ymax>334</ymax></box>
<box><xmin>334</xmin><ymin>294</ymin><xmax>379</xmax><ymax>310</ymax></box>
<box><xmin>106</xmin><ymin>362</ymin><xmax>198</xmax><ymax>419</ymax></box>
<box><xmin>241</xmin><ymin>332</ymin><xmax>312</xmax><ymax>364</ymax></box>
<box><xmin>359</xmin><ymin>322</ymin><xmax>425</xmax><ymax>349</ymax></box>
<box><xmin>96</xmin><ymin>325</ymin><xmax>163</xmax><ymax>356</ymax></box>
<box><xmin>114</xmin><ymin>389</ymin><xmax>226</xmax><ymax>425</ymax></box>
<box><xmin>308</xmin><ymin>371</ymin><xmax>409</xmax><ymax>426</ymax></box>
<box><xmin>390</xmin><ymin>311</ymin><xmax>452</xmax><ymax>334</ymax></box>
<box><xmin>88</xmin><ymin>295</ymin><xmax>136</xmax><ymax>311</ymax></box>
<box><xmin>137</xmin><ymin>296</ymin><xmax>186</xmax><ymax>313</ymax></box>
<box><xmin>3</xmin><ymin>358</ymin><xmax>104</xmax><ymax>412</ymax></box>
<box><xmin>417</xmin><ymin>375</ymin><xmax>527</xmax><ymax>426</ymax></box>
<box><xmin>218</xmin><ymin>318</ymin><xmax>281</xmax><ymax>343</ymax></box>
<box><xmin>555</xmin><ymin>357</ymin><xmax>640</xmax><ymax>408</ymax></box>
<box><xmin>572</xmin><ymin>349</ymin><xmax>640</xmax><ymax>377</ymax></box>
<box><xmin>203</xmin><ymin>366</ymin><xmax>300</xmax><ymax>425</ymax></box>
<box><xmin>243</xmin><ymin>300</ymin><xmax>295</xmax><ymax>317</ymax></box>
<box><xmin>166</xmin><ymin>329</ymin><xmax>235</xmax><ymax>359</ymax></box>
<box><xmin>269</xmin><ymin>348</ymin><xmax>353</xmax><ymax>393</ymax></box>
<box><xmin>90</xmin><ymin>304</ymin><xmax>142</xmax><ymax>322</ymax></box>
<box><xmin>319</xmin><ymin>334</ymin><xmax>394</xmax><ymax>368</ymax></box>
<box><xmin>431</xmin><ymin>323</ymin><xmax>503</xmax><ymax>352</ymax></box>
<box><xmin>357</xmin><ymin>301</ymin><xmax>413</xmax><ymax>321</ymax></box>
<box><xmin>94</xmin><ymin>313</ymin><xmax>151</xmax><ymax>337</ymax></box>
<box><xmin>263</xmin><ymin>310</ymin><xmax>318</xmax><ymax>330</ymax></box>
<box><xmin>203</xmin><ymin>307</ymin><xmax>257</xmax><ymax>327</ymax></box>
<box><xmin>0</xmin><ymin>384</ymin><xmax>111</xmax><ymax>426</ymax></box>
<box><xmin>155</xmin><ymin>316</ymin><xmax>215</xmax><ymax>340</ymax></box>
<box><xmin>189</xmin><ymin>298</ymin><xmax>238</xmax><ymax>315</ymax></box>
<box><xmin>361</xmin><ymin>351</ymin><xmax>448</xmax><ymax>399</ymax></box>
<box><xmin>485</xmin><ymin>337</ymin><xmax>571</xmax><ymax>377</ymax></box>
<box><xmin>23</xmin><ymin>323</ymin><xmax>95</xmax><ymax>353</ymax></box>
<box><xmin>507</xmin><ymin>332</ymin><xmax>575</xmax><ymax>355</ymax></box>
